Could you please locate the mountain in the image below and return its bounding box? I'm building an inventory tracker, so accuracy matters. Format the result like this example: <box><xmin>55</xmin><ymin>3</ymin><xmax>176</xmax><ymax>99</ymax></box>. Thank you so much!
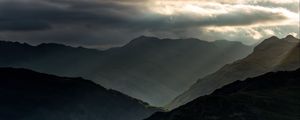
<box><xmin>0</xmin><ymin>67</ymin><xmax>158</xmax><ymax>120</ymax></box>
<box><xmin>146</xmin><ymin>68</ymin><xmax>300</xmax><ymax>120</ymax></box>
<box><xmin>0</xmin><ymin>41</ymin><xmax>102</xmax><ymax>75</ymax></box>
<box><xmin>0</xmin><ymin>36</ymin><xmax>253</xmax><ymax>106</ymax></box>
<box><xmin>169</xmin><ymin>35</ymin><xmax>300</xmax><ymax>109</ymax></box>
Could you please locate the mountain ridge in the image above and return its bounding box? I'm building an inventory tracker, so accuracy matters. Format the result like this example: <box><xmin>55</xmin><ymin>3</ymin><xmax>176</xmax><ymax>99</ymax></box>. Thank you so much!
<box><xmin>168</xmin><ymin>35</ymin><xmax>300</xmax><ymax>109</ymax></box>
<box><xmin>0</xmin><ymin>36</ymin><xmax>253</xmax><ymax>106</ymax></box>
<box><xmin>0</xmin><ymin>67</ymin><xmax>158</xmax><ymax>120</ymax></box>
<box><xmin>146</xmin><ymin>68</ymin><xmax>300</xmax><ymax>120</ymax></box>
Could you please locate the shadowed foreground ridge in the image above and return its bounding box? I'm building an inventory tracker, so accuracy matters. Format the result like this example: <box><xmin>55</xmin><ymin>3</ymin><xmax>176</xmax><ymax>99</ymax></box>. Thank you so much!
<box><xmin>146</xmin><ymin>68</ymin><xmax>300</xmax><ymax>120</ymax></box>
<box><xmin>0</xmin><ymin>68</ymin><xmax>158</xmax><ymax>120</ymax></box>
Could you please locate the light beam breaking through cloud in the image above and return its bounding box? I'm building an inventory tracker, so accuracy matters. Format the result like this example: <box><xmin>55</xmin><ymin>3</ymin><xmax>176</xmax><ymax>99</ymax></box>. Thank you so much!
<box><xmin>0</xmin><ymin>0</ymin><xmax>299</xmax><ymax>48</ymax></box>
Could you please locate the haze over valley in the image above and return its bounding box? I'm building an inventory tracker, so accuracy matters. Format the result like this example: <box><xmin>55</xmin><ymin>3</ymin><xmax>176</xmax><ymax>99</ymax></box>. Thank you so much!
<box><xmin>0</xmin><ymin>36</ymin><xmax>253</xmax><ymax>106</ymax></box>
<box><xmin>0</xmin><ymin>0</ymin><xmax>299</xmax><ymax>120</ymax></box>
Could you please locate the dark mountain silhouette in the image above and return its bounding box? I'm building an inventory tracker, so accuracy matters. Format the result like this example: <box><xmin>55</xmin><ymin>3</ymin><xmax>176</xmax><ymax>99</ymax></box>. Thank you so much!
<box><xmin>0</xmin><ymin>67</ymin><xmax>158</xmax><ymax>120</ymax></box>
<box><xmin>0</xmin><ymin>36</ymin><xmax>253</xmax><ymax>106</ymax></box>
<box><xmin>146</xmin><ymin>68</ymin><xmax>300</xmax><ymax>120</ymax></box>
<box><xmin>169</xmin><ymin>35</ymin><xmax>300</xmax><ymax>109</ymax></box>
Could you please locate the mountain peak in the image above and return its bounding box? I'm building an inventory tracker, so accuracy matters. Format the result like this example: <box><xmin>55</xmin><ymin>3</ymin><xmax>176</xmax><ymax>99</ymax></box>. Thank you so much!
<box><xmin>265</xmin><ymin>35</ymin><xmax>281</xmax><ymax>41</ymax></box>
<box><xmin>126</xmin><ymin>36</ymin><xmax>160</xmax><ymax>46</ymax></box>
<box><xmin>285</xmin><ymin>35</ymin><xmax>296</xmax><ymax>39</ymax></box>
<box><xmin>283</xmin><ymin>35</ymin><xmax>299</xmax><ymax>43</ymax></box>
<box><xmin>253</xmin><ymin>36</ymin><xmax>283</xmax><ymax>51</ymax></box>
<box><xmin>269</xmin><ymin>36</ymin><xmax>280</xmax><ymax>40</ymax></box>
<box><xmin>134</xmin><ymin>36</ymin><xmax>160</xmax><ymax>41</ymax></box>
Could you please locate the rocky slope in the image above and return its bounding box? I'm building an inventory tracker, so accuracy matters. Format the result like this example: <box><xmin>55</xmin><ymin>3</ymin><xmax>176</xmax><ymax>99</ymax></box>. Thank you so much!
<box><xmin>169</xmin><ymin>35</ymin><xmax>299</xmax><ymax>109</ymax></box>
<box><xmin>146</xmin><ymin>68</ymin><xmax>300</xmax><ymax>120</ymax></box>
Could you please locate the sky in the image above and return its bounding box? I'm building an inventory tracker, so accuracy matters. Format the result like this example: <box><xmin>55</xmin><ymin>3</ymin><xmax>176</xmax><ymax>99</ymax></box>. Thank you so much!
<box><xmin>0</xmin><ymin>0</ymin><xmax>299</xmax><ymax>49</ymax></box>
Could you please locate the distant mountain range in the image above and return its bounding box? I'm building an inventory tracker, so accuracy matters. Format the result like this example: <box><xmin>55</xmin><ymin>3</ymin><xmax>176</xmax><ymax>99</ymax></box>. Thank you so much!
<box><xmin>0</xmin><ymin>36</ymin><xmax>253</xmax><ymax>106</ymax></box>
<box><xmin>0</xmin><ymin>68</ymin><xmax>158</xmax><ymax>120</ymax></box>
<box><xmin>146</xmin><ymin>68</ymin><xmax>300</xmax><ymax>120</ymax></box>
<box><xmin>168</xmin><ymin>35</ymin><xmax>300</xmax><ymax>109</ymax></box>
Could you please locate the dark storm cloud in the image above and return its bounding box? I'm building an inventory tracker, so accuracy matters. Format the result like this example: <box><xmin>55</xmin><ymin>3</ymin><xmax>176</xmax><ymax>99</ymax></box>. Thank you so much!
<box><xmin>0</xmin><ymin>0</ymin><xmax>291</xmax><ymax>30</ymax></box>
<box><xmin>0</xmin><ymin>0</ymin><xmax>130</xmax><ymax>30</ymax></box>
<box><xmin>0</xmin><ymin>20</ymin><xmax>51</xmax><ymax>31</ymax></box>
<box><xmin>0</xmin><ymin>0</ymin><xmax>145</xmax><ymax>46</ymax></box>
<box><xmin>0</xmin><ymin>0</ymin><xmax>298</xmax><ymax>47</ymax></box>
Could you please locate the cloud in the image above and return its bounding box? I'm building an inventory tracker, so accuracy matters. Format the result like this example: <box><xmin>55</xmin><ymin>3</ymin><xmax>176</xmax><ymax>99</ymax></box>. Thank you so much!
<box><xmin>0</xmin><ymin>20</ymin><xmax>51</xmax><ymax>31</ymax></box>
<box><xmin>0</xmin><ymin>0</ymin><xmax>298</xmax><ymax>47</ymax></box>
<box><xmin>148</xmin><ymin>1</ymin><xmax>297</xmax><ymax>26</ymax></box>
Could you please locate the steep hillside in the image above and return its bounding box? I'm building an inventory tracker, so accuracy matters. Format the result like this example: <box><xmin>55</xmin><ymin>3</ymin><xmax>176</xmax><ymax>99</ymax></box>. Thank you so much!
<box><xmin>146</xmin><ymin>68</ymin><xmax>300</xmax><ymax>120</ymax></box>
<box><xmin>169</xmin><ymin>35</ymin><xmax>300</xmax><ymax>109</ymax></box>
<box><xmin>93</xmin><ymin>36</ymin><xmax>252</xmax><ymax>106</ymax></box>
<box><xmin>0</xmin><ymin>36</ymin><xmax>252</xmax><ymax>106</ymax></box>
<box><xmin>0</xmin><ymin>68</ymin><xmax>157</xmax><ymax>120</ymax></box>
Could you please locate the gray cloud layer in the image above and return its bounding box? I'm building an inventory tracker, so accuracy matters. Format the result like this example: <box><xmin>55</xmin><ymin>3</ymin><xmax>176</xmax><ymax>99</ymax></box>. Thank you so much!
<box><xmin>0</xmin><ymin>0</ymin><xmax>299</xmax><ymax>48</ymax></box>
